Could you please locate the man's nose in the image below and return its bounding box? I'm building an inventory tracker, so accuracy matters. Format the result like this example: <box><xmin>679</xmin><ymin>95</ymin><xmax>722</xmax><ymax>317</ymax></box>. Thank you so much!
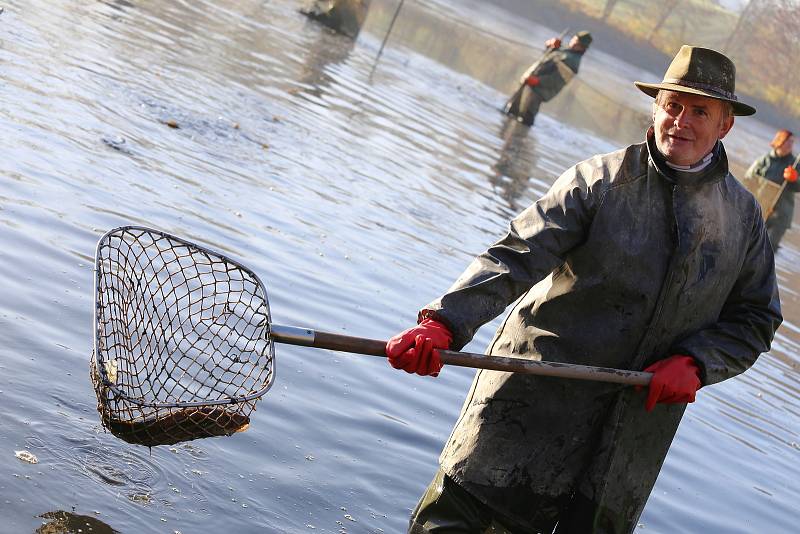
<box><xmin>673</xmin><ymin>109</ymin><xmax>691</xmax><ymax>128</ymax></box>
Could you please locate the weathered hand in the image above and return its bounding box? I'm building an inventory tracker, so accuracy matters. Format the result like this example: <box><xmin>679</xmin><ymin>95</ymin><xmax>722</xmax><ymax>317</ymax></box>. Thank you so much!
<box><xmin>642</xmin><ymin>355</ymin><xmax>701</xmax><ymax>412</ymax></box>
<box><xmin>385</xmin><ymin>318</ymin><xmax>452</xmax><ymax>377</ymax></box>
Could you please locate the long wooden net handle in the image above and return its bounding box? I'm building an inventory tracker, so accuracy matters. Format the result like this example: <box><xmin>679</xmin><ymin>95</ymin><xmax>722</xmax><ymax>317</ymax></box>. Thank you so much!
<box><xmin>269</xmin><ymin>325</ymin><xmax>651</xmax><ymax>387</ymax></box>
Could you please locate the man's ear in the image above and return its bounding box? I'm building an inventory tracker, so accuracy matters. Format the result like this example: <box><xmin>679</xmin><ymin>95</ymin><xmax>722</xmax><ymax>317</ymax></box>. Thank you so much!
<box><xmin>718</xmin><ymin>115</ymin><xmax>735</xmax><ymax>140</ymax></box>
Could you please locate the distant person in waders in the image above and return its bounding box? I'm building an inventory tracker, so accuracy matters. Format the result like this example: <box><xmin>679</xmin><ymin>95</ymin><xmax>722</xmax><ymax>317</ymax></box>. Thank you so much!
<box><xmin>504</xmin><ymin>31</ymin><xmax>592</xmax><ymax>127</ymax></box>
<box><xmin>388</xmin><ymin>45</ymin><xmax>781</xmax><ymax>533</ymax></box>
<box><xmin>745</xmin><ymin>129</ymin><xmax>800</xmax><ymax>251</ymax></box>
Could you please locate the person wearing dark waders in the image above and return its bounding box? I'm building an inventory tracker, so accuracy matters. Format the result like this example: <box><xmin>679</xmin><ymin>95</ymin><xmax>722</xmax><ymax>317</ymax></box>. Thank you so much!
<box><xmin>504</xmin><ymin>31</ymin><xmax>592</xmax><ymax>127</ymax></box>
<box><xmin>745</xmin><ymin>129</ymin><xmax>800</xmax><ymax>251</ymax></box>
<box><xmin>387</xmin><ymin>45</ymin><xmax>782</xmax><ymax>533</ymax></box>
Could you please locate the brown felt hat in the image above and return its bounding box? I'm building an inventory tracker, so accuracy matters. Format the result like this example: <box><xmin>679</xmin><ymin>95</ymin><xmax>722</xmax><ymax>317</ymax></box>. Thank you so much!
<box><xmin>634</xmin><ymin>45</ymin><xmax>756</xmax><ymax>116</ymax></box>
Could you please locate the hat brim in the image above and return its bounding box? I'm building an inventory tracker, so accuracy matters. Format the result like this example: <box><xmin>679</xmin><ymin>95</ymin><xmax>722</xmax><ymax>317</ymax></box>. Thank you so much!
<box><xmin>634</xmin><ymin>81</ymin><xmax>756</xmax><ymax>116</ymax></box>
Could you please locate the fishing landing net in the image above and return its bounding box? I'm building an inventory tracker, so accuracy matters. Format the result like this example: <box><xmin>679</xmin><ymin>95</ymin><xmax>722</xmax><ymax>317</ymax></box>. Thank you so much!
<box><xmin>91</xmin><ymin>226</ymin><xmax>275</xmax><ymax>447</ymax></box>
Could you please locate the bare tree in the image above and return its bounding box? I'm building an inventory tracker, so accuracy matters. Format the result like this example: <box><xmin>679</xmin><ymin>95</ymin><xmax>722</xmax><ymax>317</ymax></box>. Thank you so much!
<box><xmin>723</xmin><ymin>0</ymin><xmax>756</xmax><ymax>54</ymax></box>
<box><xmin>727</xmin><ymin>0</ymin><xmax>800</xmax><ymax>116</ymax></box>
<box><xmin>602</xmin><ymin>0</ymin><xmax>621</xmax><ymax>21</ymax></box>
<box><xmin>647</xmin><ymin>0</ymin><xmax>682</xmax><ymax>42</ymax></box>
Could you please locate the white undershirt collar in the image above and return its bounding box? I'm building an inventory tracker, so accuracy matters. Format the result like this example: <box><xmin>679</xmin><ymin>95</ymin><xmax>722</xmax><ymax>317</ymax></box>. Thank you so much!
<box><xmin>664</xmin><ymin>149</ymin><xmax>716</xmax><ymax>173</ymax></box>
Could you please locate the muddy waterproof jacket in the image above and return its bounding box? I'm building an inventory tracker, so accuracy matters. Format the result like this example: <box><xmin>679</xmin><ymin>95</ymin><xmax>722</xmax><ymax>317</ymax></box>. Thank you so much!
<box><xmin>422</xmin><ymin>131</ymin><xmax>781</xmax><ymax>533</ymax></box>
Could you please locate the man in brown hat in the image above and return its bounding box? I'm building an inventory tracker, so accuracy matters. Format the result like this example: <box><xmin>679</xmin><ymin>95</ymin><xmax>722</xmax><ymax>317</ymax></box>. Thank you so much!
<box><xmin>504</xmin><ymin>31</ymin><xmax>592</xmax><ymax>126</ymax></box>
<box><xmin>388</xmin><ymin>45</ymin><xmax>781</xmax><ymax>533</ymax></box>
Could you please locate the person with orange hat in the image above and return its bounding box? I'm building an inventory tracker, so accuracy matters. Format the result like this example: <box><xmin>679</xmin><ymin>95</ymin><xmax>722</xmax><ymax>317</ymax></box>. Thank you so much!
<box><xmin>745</xmin><ymin>129</ymin><xmax>800</xmax><ymax>250</ymax></box>
<box><xmin>504</xmin><ymin>31</ymin><xmax>593</xmax><ymax>127</ymax></box>
<box><xmin>389</xmin><ymin>45</ymin><xmax>781</xmax><ymax>533</ymax></box>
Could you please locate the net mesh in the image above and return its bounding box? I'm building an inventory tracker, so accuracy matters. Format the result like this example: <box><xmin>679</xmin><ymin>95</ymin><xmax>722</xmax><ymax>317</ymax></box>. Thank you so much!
<box><xmin>91</xmin><ymin>226</ymin><xmax>275</xmax><ymax>446</ymax></box>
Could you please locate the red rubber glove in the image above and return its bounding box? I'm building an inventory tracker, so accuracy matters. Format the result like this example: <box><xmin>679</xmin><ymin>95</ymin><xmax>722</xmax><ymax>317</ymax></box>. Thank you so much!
<box><xmin>642</xmin><ymin>355</ymin><xmax>701</xmax><ymax>412</ymax></box>
<box><xmin>545</xmin><ymin>37</ymin><xmax>561</xmax><ymax>49</ymax></box>
<box><xmin>385</xmin><ymin>318</ymin><xmax>452</xmax><ymax>377</ymax></box>
<box><xmin>525</xmin><ymin>75</ymin><xmax>540</xmax><ymax>87</ymax></box>
<box><xmin>784</xmin><ymin>166</ymin><xmax>798</xmax><ymax>182</ymax></box>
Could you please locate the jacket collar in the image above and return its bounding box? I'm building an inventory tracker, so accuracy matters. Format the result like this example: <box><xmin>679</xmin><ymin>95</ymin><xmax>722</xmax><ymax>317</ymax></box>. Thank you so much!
<box><xmin>769</xmin><ymin>149</ymin><xmax>795</xmax><ymax>162</ymax></box>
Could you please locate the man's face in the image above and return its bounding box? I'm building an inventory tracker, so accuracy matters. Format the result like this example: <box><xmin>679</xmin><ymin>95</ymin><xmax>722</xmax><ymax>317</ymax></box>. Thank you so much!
<box><xmin>653</xmin><ymin>90</ymin><xmax>735</xmax><ymax>166</ymax></box>
<box><xmin>775</xmin><ymin>136</ymin><xmax>794</xmax><ymax>157</ymax></box>
<box><xmin>568</xmin><ymin>36</ymin><xmax>584</xmax><ymax>51</ymax></box>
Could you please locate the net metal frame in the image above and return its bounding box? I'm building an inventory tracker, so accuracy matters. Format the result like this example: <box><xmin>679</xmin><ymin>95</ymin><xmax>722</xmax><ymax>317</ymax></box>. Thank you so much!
<box><xmin>91</xmin><ymin>226</ymin><xmax>276</xmax><ymax>445</ymax></box>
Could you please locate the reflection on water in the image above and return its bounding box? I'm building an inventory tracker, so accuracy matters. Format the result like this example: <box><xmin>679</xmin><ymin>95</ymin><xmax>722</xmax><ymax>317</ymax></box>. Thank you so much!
<box><xmin>1</xmin><ymin>0</ymin><xmax>799</xmax><ymax>533</ymax></box>
<box><xmin>491</xmin><ymin>118</ymin><xmax>538</xmax><ymax>212</ymax></box>
<box><xmin>295</xmin><ymin>23</ymin><xmax>358</xmax><ymax>99</ymax></box>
